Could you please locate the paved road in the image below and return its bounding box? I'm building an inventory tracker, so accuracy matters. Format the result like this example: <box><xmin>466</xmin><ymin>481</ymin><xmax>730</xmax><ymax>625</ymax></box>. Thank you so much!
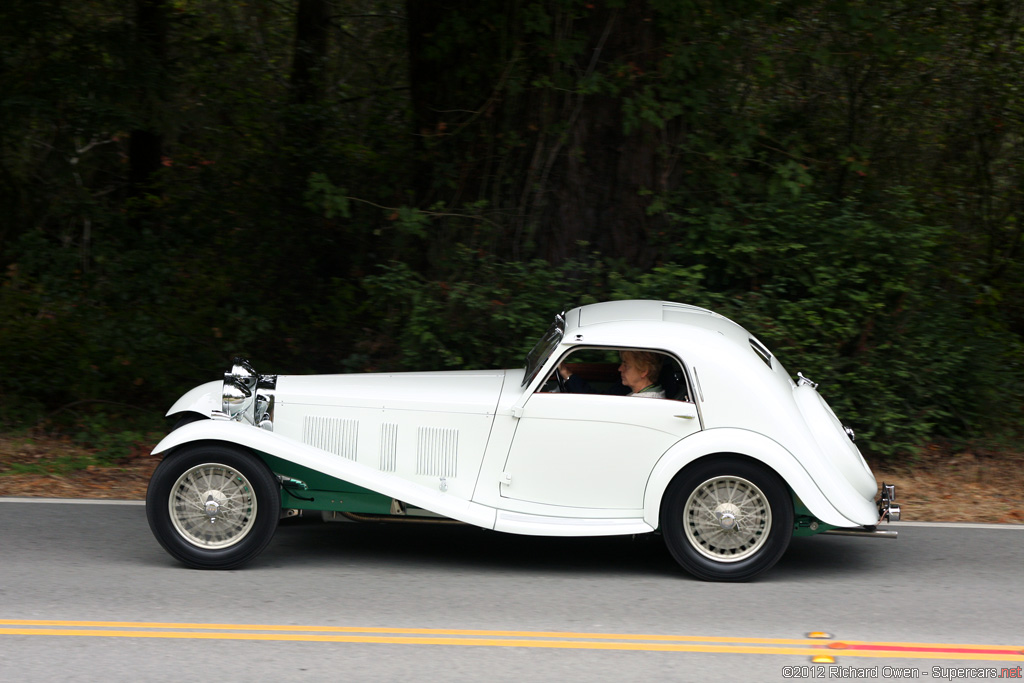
<box><xmin>1</xmin><ymin>499</ymin><xmax>1022</xmax><ymax>682</ymax></box>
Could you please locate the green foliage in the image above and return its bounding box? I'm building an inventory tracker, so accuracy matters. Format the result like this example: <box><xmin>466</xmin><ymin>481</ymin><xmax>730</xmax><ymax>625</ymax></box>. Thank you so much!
<box><xmin>358</xmin><ymin>245</ymin><xmax>605</xmax><ymax>371</ymax></box>
<box><xmin>66</xmin><ymin>410</ymin><xmax>165</xmax><ymax>466</ymax></box>
<box><xmin>305</xmin><ymin>173</ymin><xmax>351</xmax><ymax>219</ymax></box>
<box><xmin>1</xmin><ymin>454</ymin><xmax>104</xmax><ymax>478</ymax></box>
<box><xmin>646</xmin><ymin>191</ymin><xmax>1023</xmax><ymax>456</ymax></box>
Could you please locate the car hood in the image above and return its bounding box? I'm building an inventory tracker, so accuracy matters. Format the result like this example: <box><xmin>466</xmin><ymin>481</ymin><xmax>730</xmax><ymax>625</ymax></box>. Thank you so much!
<box><xmin>275</xmin><ymin>369</ymin><xmax>508</xmax><ymax>415</ymax></box>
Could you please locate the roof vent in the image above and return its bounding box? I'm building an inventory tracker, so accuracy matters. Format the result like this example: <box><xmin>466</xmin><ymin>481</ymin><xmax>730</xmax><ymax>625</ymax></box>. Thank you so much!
<box><xmin>749</xmin><ymin>338</ymin><xmax>773</xmax><ymax>369</ymax></box>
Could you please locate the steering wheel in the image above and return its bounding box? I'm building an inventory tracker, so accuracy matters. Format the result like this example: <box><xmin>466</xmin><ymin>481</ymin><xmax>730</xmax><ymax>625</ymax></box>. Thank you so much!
<box><xmin>555</xmin><ymin>367</ymin><xmax>567</xmax><ymax>393</ymax></box>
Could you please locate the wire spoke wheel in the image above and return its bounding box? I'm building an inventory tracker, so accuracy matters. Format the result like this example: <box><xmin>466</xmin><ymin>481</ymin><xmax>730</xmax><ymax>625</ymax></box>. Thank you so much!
<box><xmin>662</xmin><ymin>457</ymin><xmax>792</xmax><ymax>581</ymax></box>
<box><xmin>169</xmin><ymin>463</ymin><xmax>258</xmax><ymax>549</ymax></box>
<box><xmin>147</xmin><ymin>443</ymin><xmax>280</xmax><ymax>569</ymax></box>
<box><xmin>683</xmin><ymin>476</ymin><xmax>771</xmax><ymax>562</ymax></box>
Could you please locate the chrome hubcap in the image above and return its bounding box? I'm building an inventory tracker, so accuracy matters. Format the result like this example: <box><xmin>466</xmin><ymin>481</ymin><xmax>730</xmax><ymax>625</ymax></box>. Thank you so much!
<box><xmin>683</xmin><ymin>476</ymin><xmax>772</xmax><ymax>562</ymax></box>
<box><xmin>169</xmin><ymin>463</ymin><xmax>258</xmax><ymax>549</ymax></box>
<box><xmin>715</xmin><ymin>503</ymin><xmax>740</xmax><ymax>529</ymax></box>
<box><xmin>203</xmin><ymin>493</ymin><xmax>223</xmax><ymax>518</ymax></box>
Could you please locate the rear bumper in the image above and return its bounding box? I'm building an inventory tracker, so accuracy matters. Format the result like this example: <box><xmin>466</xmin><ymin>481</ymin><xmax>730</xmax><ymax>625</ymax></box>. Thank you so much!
<box><xmin>878</xmin><ymin>482</ymin><xmax>901</xmax><ymax>523</ymax></box>
<box><xmin>821</xmin><ymin>483</ymin><xmax>901</xmax><ymax>539</ymax></box>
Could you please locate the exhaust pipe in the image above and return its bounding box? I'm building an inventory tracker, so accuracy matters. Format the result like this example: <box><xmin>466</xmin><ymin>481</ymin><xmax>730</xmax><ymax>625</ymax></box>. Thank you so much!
<box><xmin>822</xmin><ymin>526</ymin><xmax>898</xmax><ymax>539</ymax></box>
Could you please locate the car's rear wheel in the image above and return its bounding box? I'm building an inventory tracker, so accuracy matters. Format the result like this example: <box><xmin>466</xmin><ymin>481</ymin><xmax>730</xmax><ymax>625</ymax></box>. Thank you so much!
<box><xmin>146</xmin><ymin>442</ymin><xmax>280</xmax><ymax>569</ymax></box>
<box><xmin>661</xmin><ymin>457</ymin><xmax>793</xmax><ymax>581</ymax></box>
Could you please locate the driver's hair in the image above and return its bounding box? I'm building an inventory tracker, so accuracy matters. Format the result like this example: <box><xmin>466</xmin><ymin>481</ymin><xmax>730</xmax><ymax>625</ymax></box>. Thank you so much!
<box><xmin>622</xmin><ymin>350</ymin><xmax>663</xmax><ymax>381</ymax></box>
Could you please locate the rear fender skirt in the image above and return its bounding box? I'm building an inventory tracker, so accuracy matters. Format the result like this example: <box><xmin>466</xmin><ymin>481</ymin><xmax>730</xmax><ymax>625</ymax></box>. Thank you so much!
<box><xmin>643</xmin><ymin>428</ymin><xmax>878</xmax><ymax>529</ymax></box>
<box><xmin>152</xmin><ymin>420</ymin><xmax>498</xmax><ymax>529</ymax></box>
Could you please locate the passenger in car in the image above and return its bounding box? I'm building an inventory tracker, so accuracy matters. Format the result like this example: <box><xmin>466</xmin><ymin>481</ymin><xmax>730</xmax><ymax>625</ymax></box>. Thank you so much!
<box><xmin>618</xmin><ymin>350</ymin><xmax>666</xmax><ymax>398</ymax></box>
<box><xmin>558</xmin><ymin>350</ymin><xmax>666</xmax><ymax>398</ymax></box>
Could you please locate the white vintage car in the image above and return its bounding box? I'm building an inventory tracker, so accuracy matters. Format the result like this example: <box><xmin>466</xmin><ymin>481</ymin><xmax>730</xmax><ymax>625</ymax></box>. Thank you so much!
<box><xmin>146</xmin><ymin>299</ymin><xmax>899</xmax><ymax>581</ymax></box>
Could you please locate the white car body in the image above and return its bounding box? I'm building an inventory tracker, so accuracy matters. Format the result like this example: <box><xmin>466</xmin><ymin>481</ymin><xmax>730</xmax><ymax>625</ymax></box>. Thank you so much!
<box><xmin>147</xmin><ymin>300</ymin><xmax>898</xmax><ymax>580</ymax></box>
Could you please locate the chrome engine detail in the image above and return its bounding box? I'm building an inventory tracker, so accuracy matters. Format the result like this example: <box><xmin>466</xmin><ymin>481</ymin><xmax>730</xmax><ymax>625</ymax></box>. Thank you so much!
<box><xmin>255</xmin><ymin>391</ymin><xmax>275</xmax><ymax>431</ymax></box>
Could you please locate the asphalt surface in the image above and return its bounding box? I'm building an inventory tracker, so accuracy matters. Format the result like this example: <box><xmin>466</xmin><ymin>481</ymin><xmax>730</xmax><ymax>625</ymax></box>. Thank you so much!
<box><xmin>1</xmin><ymin>499</ymin><xmax>1023</xmax><ymax>682</ymax></box>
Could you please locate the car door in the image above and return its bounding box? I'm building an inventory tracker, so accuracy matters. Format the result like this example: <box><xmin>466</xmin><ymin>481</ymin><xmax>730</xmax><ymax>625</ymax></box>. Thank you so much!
<box><xmin>499</xmin><ymin>391</ymin><xmax>701</xmax><ymax>512</ymax></box>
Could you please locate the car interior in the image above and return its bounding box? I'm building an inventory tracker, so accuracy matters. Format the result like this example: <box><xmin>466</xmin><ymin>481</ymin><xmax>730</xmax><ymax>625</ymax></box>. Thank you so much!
<box><xmin>543</xmin><ymin>348</ymin><xmax>691</xmax><ymax>402</ymax></box>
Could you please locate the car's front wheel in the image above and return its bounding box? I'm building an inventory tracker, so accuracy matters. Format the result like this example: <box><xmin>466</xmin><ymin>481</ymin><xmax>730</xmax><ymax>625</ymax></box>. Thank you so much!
<box><xmin>661</xmin><ymin>456</ymin><xmax>793</xmax><ymax>581</ymax></box>
<box><xmin>146</xmin><ymin>442</ymin><xmax>280</xmax><ymax>569</ymax></box>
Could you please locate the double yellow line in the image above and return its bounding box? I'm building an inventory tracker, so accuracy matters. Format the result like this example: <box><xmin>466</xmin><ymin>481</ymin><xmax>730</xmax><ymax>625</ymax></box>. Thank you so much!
<box><xmin>2</xmin><ymin>620</ymin><xmax>1022</xmax><ymax>661</ymax></box>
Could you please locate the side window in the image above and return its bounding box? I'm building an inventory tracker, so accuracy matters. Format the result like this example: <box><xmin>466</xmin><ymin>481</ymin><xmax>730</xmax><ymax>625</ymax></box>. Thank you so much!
<box><xmin>543</xmin><ymin>348</ymin><xmax>691</xmax><ymax>402</ymax></box>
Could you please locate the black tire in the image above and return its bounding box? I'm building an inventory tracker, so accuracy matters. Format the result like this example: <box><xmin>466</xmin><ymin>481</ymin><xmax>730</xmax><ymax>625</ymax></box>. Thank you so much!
<box><xmin>661</xmin><ymin>456</ymin><xmax>793</xmax><ymax>582</ymax></box>
<box><xmin>146</xmin><ymin>442</ymin><xmax>280</xmax><ymax>569</ymax></box>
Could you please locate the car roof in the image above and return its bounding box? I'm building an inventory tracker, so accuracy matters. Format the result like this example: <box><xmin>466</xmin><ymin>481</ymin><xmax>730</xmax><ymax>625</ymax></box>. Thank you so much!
<box><xmin>563</xmin><ymin>299</ymin><xmax>767</xmax><ymax>363</ymax></box>
<box><xmin>567</xmin><ymin>300</ymin><xmax>732</xmax><ymax>334</ymax></box>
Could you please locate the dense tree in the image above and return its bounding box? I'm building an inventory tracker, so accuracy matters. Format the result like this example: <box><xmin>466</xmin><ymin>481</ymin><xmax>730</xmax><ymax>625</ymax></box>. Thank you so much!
<box><xmin>0</xmin><ymin>0</ymin><xmax>1021</xmax><ymax>458</ymax></box>
<box><xmin>407</xmin><ymin>1</ymin><xmax>693</xmax><ymax>263</ymax></box>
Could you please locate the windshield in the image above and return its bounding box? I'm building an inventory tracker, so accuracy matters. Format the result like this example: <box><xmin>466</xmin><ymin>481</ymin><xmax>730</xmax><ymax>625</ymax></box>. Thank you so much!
<box><xmin>522</xmin><ymin>314</ymin><xmax>565</xmax><ymax>386</ymax></box>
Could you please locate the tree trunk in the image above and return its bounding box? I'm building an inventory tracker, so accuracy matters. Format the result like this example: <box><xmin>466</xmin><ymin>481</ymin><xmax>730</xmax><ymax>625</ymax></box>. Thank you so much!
<box><xmin>128</xmin><ymin>0</ymin><xmax>167</xmax><ymax>203</ymax></box>
<box><xmin>290</xmin><ymin>0</ymin><xmax>330</xmax><ymax>107</ymax></box>
<box><xmin>406</xmin><ymin>1</ymin><xmax>665</xmax><ymax>266</ymax></box>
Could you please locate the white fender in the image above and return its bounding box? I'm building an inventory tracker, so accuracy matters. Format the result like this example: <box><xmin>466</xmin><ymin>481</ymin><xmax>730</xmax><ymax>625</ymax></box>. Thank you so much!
<box><xmin>643</xmin><ymin>428</ymin><xmax>878</xmax><ymax>529</ymax></box>
<box><xmin>166</xmin><ymin>380</ymin><xmax>222</xmax><ymax>418</ymax></box>
<box><xmin>152</xmin><ymin>419</ymin><xmax>498</xmax><ymax>530</ymax></box>
<box><xmin>793</xmin><ymin>384</ymin><xmax>877</xmax><ymax>500</ymax></box>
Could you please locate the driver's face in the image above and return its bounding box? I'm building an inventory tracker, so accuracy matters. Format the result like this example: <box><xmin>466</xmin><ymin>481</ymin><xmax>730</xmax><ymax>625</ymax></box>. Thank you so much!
<box><xmin>619</xmin><ymin>353</ymin><xmax>648</xmax><ymax>392</ymax></box>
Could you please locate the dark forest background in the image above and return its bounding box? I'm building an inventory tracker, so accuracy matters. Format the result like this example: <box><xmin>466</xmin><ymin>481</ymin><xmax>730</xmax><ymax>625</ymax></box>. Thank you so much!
<box><xmin>2</xmin><ymin>0</ymin><xmax>1023</xmax><ymax>461</ymax></box>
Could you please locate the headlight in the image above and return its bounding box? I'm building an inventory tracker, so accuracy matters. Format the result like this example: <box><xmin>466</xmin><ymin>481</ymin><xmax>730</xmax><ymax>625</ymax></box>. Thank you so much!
<box><xmin>222</xmin><ymin>377</ymin><xmax>253</xmax><ymax>419</ymax></box>
<box><xmin>222</xmin><ymin>357</ymin><xmax>258</xmax><ymax>421</ymax></box>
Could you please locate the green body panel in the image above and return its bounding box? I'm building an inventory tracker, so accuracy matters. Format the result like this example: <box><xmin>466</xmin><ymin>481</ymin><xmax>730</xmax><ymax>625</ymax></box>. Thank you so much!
<box><xmin>791</xmin><ymin>493</ymin><xmax>836</xmax><ymax>537</ymax></box>
<box><xmin>257</xmin><ymin>451</ymin><xmax>394</xmax><ymax>514</ymax></box>
<box><xmin>280</xmin><ymin>488</ymin><xmax>395</xmax><ymax>513</ymax></box>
